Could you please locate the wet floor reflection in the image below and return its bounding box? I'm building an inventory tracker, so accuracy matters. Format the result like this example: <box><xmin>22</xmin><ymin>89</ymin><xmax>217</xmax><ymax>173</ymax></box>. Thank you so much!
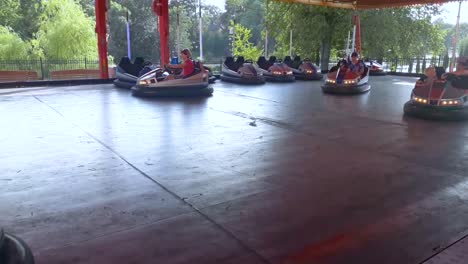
<box><xmin>3</xmin><ymin>76</ymin><xmax>468</xmax><ymax>264</ymax></box>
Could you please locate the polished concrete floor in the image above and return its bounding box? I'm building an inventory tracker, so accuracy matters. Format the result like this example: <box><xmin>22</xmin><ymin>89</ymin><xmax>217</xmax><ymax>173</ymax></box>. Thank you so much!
<box><xmin>2</xmin><ymin>76</ymin><xmax>468</xmax><ymax>264</ymax></box>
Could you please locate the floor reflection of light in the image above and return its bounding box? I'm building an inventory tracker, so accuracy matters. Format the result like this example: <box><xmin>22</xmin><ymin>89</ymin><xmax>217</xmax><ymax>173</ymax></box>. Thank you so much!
<box><xmin>393</xmin><ymin>82</ymin><xmax>416</xmax><ymax>86</ymax></box>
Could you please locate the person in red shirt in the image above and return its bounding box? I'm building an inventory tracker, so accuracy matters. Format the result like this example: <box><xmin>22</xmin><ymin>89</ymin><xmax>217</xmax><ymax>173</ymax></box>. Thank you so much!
<box><xmin>165</xmin><ymin>49</ymin><xmax>195</xmax><ymax>80</ymax></box>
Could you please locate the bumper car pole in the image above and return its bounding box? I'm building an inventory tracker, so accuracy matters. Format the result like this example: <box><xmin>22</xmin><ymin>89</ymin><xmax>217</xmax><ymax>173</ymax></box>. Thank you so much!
<box><xmin>95</xmin><ymin>0</ymin><xmax>109</xmax><ymax>79</ymax></box>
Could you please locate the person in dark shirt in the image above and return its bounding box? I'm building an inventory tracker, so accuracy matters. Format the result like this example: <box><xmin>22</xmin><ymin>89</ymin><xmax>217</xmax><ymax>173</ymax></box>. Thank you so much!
<box><xmin>348</xmin><ymin>52</ymin><xmax>365</xmax><ymax>76</ymax></box>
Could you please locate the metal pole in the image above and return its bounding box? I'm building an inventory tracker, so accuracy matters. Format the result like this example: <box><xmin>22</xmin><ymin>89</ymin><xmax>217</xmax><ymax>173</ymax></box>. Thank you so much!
<box><xmin>176</xmin><ymin>7</ymin><xmax>180</xmax><ymax>55</ymax></box>
<box><xmin>351</xmin><ymin>25</ymin><xmax>356</xmax><ymax>55</ymax></box>
<box><xmin>126</xmin><ymin>10</ymin><xmax>131</xmax><ymax>59</ymax></box>
<box><xmin>95</xmin><ymin>0</ymin><xmax>109</xmax><ymax>79</ymax></box>
<box><xmin>264</xmin><ymin>0</ymin><xmax>269</xmax><ymax>58</ymax></box>
<box><xmin>198</xmin><ymin>0</ymin><xmax>203</xmax><ymax>61</ymax></box>
<box><xmin>157</xmin><ymin>0</ymin><xmax>170</xmax><ymax>65</ymax></box>
<box><xmin>450</xmin><ymin>1</ymin><xmax>462</xmax><ymax>72</ymax></box>
<box><xmin>289</xmin><ymin>29</ymin><xmax>293</xmax><ymax>57</ymax></box>
<box><xmin>345</xmin><ymin>31</ymin><xmax>351</xmax><ymax>56</ymax></box>
<box><xmin>354</xmin><ymin>14</ymin><xmax>362</xmax><ymax>55</ymax></box>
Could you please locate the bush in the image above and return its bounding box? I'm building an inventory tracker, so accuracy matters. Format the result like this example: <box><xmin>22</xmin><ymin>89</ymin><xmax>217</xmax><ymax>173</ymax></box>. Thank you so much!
<box><xmin>0</xmin><ymin>26</ymin><xmax>31</xmax><ymax>59</ymax></box>
<box><xmin>459</xmin><ymin>38</ymin><xmax>468</xmax><ymax>57</ymax></box>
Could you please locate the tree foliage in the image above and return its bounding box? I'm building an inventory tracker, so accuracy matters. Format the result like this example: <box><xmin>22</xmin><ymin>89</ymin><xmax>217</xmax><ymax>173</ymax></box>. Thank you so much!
<box><xmin>460</xmin><ymin>38</ymin><xmax>468</xmax><ymax>57</ymax></box>
<box><xmin>0</xmin><ymin>26</ymin><xmax>31</xmax><ymax>59</ymax></box>
<box><xmin>232</xmin><ymin>22</ymin><xmax>263</xmax><ymax>60</ymax></box>
<box><xmin>0</xmin><ymin>0</ymin><xmax>43</xmax><ymax>40</ymax></box>
<box><xmin>0</xmin><ymin>0</ymin><xmax>456</xmax><ymax>66</ymax></box>
<box><xmin>266</xmin><ymin>2</ymin><xmax>350</xmax><ymax>69</ymax></box>
<box><xmin>36</xmin><ymin>0</ymin><xmax>97</xmax><ymax>59</ymax></box>
<box><xmin>222</xmin><ymin>0</ymin><xmax>264</xmax><ymax>46</ymax></box>
<box><xmin>109</xmin><ymin>0</ymin><xmax>159</xmax><ymax>62</ymax></box>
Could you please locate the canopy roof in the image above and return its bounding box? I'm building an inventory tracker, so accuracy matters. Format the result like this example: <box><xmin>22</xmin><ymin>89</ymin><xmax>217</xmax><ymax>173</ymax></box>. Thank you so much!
<box><xmin>273</xmin><ymin>0</ymin><xmax>461</xmax><ymax>9</ymax></box>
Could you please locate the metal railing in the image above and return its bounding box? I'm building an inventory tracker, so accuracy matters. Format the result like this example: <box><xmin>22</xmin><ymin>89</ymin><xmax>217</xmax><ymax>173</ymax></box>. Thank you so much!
<box><xmin>0</xmin><ymin>56</ymin><xmax>456</xmax><ymax>81</ymax></box>
<box><xmin>0</xmin><ymin>58</ymin><xmax>100</xmax><ymax>79</ymax></box>
<box><xmin>328</xmin><ymin>56</ymin><xmax>456</xmax><ymax>74</ymax></box>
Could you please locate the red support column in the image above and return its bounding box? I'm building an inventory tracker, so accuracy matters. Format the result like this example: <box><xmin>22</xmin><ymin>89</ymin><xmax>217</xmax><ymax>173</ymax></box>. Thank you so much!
<box><xmin>353</xmin><ymin>14</ymin><xmax>362</xmax><ymax>56</ymax></box>
<box><xmin>95</xmin><ymin>0</ymin><xmax>109</xmax><ymax>79</ymax></box>
<box><xmin>158</xmin><ymin>0</ymin><xmax>170</xmax><ymax>66</ymax></box>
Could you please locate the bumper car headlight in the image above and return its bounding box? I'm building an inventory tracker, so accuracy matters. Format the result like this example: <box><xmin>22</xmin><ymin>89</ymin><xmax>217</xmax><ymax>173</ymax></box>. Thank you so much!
<box><xmin>286</xmin><ymin>71</ymin><xmax>293</xmax><ymax>75</ymax></box>
<box><xmin>440</xmin><ymin>99</ymin><xmax>463</xmax><ymax>106</ymax></box>
<box><xmin>343</xmin><ymin>79</ymin><xmax>357</xmax><ymax>85</ymax></box>
<box><xmin>326</xmin><ymin>79</ymin><xmax>336</xmax><ymax>84</ymax></box>
<box><xmin>412</xmin><ymin>96</ymin><xmax>428</xmax><ymax>104</ymax></box>
<box><xmin>272</xmin><ymin>71</ymin><xmax>281</xmax><ymax>75</ymax></box>
<box><xmin>306</xmin><ymin>70</ymin><xmax>313</xmax><ymax>74</ymax></box>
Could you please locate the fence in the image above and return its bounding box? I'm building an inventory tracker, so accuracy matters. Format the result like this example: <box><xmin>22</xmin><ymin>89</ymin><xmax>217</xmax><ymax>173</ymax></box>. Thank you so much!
<box><xmin>1</xmin><ymin>56</ymin><xmax>457</xmax><ymax>81</ymax></box>
<box><xmin>0</xmin><ymin>58</ymin><xmax>100</xmax><ymax>80</ymax></box>
<box><xmin>328</xmin><ymin>56</ymin><xmax>457</xmax><ymax>74</ymax></box>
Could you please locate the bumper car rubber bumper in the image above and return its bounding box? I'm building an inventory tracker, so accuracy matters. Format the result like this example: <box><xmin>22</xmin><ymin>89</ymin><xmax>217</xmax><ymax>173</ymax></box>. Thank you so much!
<box><xmin>220</xmin><ymin>74</ymin><xmax>265</xmax><ymax>84</ymax></box>
<box><xmin>321</xmin><ymin>82</ymin><xmax>371</xmax><ymax>94</ymax></box>
<box><xmin>131</xmin><ymin>84</ymin><xmax>213</xmax><ymax>97</ymax></box>
<box><xmin>0</xmin><ymin>229</ymin><xmax>35</xmax><ymax>264</ymax></box>
<box><xmin>404</xmin><ymin>101</ymin><xmax>468</xmax><ymax>121</ymax></box>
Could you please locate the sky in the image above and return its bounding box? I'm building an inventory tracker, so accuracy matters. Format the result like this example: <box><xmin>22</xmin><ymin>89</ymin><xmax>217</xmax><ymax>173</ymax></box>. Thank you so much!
<box><xmin>202</xmin><ymin>0</ymin><xmax>467</xmax><ymax>24</ymax></box>
<box><xmin>433</xmin><ymin>1</ymin><xmax>468</xmax><ymax>24</ymax></box>
<box><xmin>203</xmin><ymin>0</ymin><xmax>225</xmax><ymax>11</ymax></box>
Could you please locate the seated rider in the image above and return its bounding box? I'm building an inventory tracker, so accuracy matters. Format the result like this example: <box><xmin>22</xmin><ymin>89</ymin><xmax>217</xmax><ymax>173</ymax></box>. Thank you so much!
<box><xmin>336</xmin><ymin>59</ymin><xmax>348</xmax><ymax>84</ymax></box>
<box><xmin>442</xmin><ymin>56</ymin><xmax>468</xmax><ymax>88</ymax></box>
<box><xmin>348</xmin><ymin>52</ymin><xmax>365</xmax><ymax>76</ymax></box>
<box><xmin>165</xmin><ymin>49</ymin><xmax>195</xmax><ymax>80</ymax></box>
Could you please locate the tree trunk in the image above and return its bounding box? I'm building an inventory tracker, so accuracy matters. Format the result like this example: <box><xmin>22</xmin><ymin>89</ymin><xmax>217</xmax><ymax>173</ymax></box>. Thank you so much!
<box><xmin>408</xmin><ymin>58</ymin><xmax>414</xmax><ymax>73</ymax></box>
<box><xmin>443</xmin><ymin>50</ymin><xmax>449</xmax><ymax>70</ymax></box>
<box><xmin>320</xmin><ymin>34</ymin><xmax>332</xmax><ymax>73</ymax></box>
<box><xmin>315</xmin><ymin>47</ymin><xmax>320</xmax><ymax>66</ymax></box>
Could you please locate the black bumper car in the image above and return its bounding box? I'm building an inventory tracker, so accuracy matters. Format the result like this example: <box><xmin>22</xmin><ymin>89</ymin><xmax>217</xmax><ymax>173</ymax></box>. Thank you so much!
<box><xmin>0</xmin><ymin>228</ymin><xmax>35</xmax><ymax>264</ymax></box>
<box><xmin>284</xmin><ymin>56</ymin><xmax>323</xmax><ymax>80</ymax></box>
<box><xmin>220</xmin><ymin>56</ymin><xmax>265</xmax><ymax>84</ymax></box>
<box><xmin>256</xmin><ymin>56</ymin><xmax>295</xmax><ymax>82</ymax></box>
<box><xmin>113</xmin><ymin>57</ymin><xmax>152</xmax><ymax>89</ymax></box>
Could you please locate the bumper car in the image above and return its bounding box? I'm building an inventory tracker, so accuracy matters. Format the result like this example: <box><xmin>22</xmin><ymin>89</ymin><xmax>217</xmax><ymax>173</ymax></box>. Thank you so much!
<box><xmin>113</xmin><ymin>57</ymin><xmax>149</xmax><ymax>89</ymax></box>
<box><xmin>364</xmin><ymin>59</ymin><xmax>386</xmax><ymax>76</ymax></box>
<box><xmin>256</xmin><ymin>56</ymin><xmax>295</xmax><ymax>82</ymax></box>
<box><xmin>322</xmin><ymin>60</ymin><xmax>370</xmax><ymax>94</ymax></box>
<box><xmin>131</xmin><ymin>61</ymin><xmax>213</xmax><ymax>97</ymax></box>
<box><xmin>220</xmin><ymin>56</ymin><xmax>265</xmax><ymax>84</ymax></box>
<box><xmin>284</xmin><ymin>56</ymin><xmax>323</xmax><ymax>80</ymax></box>
<box><xmin>404</xmin><ymin>62</ymin><xmax>468</xmax><ymax>121</ymax></box>
<box><xmin>204</xmin><ymin>66</ymin><xmax>217</xmax><ymax>84</ymax></box>
<box><xmin>0</xmin><ymin>228</ymin><xmax>35</xmax><ymax>264</ymax></box>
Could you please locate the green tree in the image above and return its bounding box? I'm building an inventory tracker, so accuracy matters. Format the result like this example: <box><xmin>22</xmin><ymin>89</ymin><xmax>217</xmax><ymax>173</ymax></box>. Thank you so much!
<box><xmin>169</xmin><ymin>4</ymin><xmax>193</xmax><ymax>55</ymax></box>
<box><xmin>232</xmin><ymin>22</ymin><xmax>263</xmax><ymax>60</ymax></box>
<box><xmin>107</xmin><ymin>1</ymin><xmax>128</xmax><ymax>63</ymax></box>
<box><xmin>223</xmin><ymin>0</ymin><xmax>265</xmax><ymax>46</ymax></box>
<box><xmin>267</xmin><ymin>2</ymin><xmax>350</xmax><ymax>70</ymax></box>
<box><xmin>108</xmin><ymin>0</ymin><xmax>159</xmax><ymax>62</ymax></box>
<box><xmin>0</xmin><ymin>26</ymin><xmax>31</xmax><ymax>59</ymax></box>
<box><xmin>201</xmin><ymin>5</ymin><xmax>227</xmax><ymax>60</ymax></box>
<box><xmin>0</xmin><ymin>0</ymin><xmax>43</xmax><ymax>40</ymax></box>
<box><xmin>36</xmin><ymin>0</ymin><xmax>97</xmax><ymax>59</ymax></box>
<box><xmin>460</xmin><ymin>38</ymin><xmax>468</xmax><ymax>57</ymax></box>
